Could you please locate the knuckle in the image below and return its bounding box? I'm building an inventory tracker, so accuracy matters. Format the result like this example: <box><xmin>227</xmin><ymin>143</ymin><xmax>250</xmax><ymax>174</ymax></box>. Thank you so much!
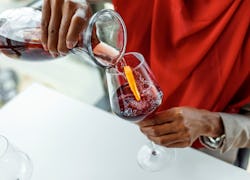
<box><xmin>155</xmin><ymin>137</ymin><xmax>164</xmax><ymax>145</ymax></box>
<box><xmin>182</xmin><ymin>119</ymin><xmax>191</xmax><ymax>131</ymax></box>
<box><xmin>49</xmin><ymin>27</ymin><xmax>56</xmax><ymax>35</ymax></box>
<box><xmin>154</xmin><ymin>118</ymin><xmax>162</xmax><ymax>125</ymax></box>
<box><xmin>64</xmin><ymin>1</ymin><xmax>77</xmax><ymax>10</ymax></box>
<box><xmin>41</xmin><ymin>21</ymin><xmax>49</xmax><ymax>30</ymax></box>
<box><xmin>175</xmin><ymin>119</ymin><xmax>186</xmax><ymax>132</ymax></box>
<box><xmin>151</xmin><ymin>128</ymin><xmax>159</xmax><ymax>136</ymax></box>
<box><xmin>175</xmin><ymin>107</ymin><xmax>184</xmax><ymax>119</ymax></box>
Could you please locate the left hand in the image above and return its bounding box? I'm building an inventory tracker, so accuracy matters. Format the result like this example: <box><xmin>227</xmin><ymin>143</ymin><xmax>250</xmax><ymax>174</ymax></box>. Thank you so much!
<box><xmin>138</xmin><ymin>107</ymin><xmax>224</xmax><ymax>148</ymax></box>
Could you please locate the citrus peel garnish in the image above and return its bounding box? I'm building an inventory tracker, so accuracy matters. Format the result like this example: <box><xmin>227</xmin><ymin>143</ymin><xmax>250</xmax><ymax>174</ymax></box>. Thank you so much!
<box><xmin>124</xmin><ymin>66</ymin><xmax>141</xmax><ymax>101</ymax></box>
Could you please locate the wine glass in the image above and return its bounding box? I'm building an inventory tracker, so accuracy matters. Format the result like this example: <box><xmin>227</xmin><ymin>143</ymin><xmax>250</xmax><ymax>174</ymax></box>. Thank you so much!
<box><xmin>0</xmin><ymin>135</ymin><xmax>33</xmax><ymax>180</ymax></box>
<box><xmin>106</xmin><ymin>52</ymin><xmax>175</xmax><ymax>171</ymax></box>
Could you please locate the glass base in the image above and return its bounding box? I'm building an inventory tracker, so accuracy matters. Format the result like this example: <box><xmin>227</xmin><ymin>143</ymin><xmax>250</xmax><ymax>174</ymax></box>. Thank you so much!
<box><xmin>137</xmin><ymin>143</ymin><xmax>175</xmax><ymax>172</ymax></box>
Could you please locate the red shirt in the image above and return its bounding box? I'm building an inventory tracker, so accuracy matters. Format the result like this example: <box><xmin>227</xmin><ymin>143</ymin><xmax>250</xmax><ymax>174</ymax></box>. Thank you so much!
<box><xmin>113</xmin><ymin>0</ymin><xmax>250</xmax><ymax>114</ymax></box>
<box><xmin>113</xmin><ymin>0</ymin><xmax>250</xmax><ymax>148</ymax></box>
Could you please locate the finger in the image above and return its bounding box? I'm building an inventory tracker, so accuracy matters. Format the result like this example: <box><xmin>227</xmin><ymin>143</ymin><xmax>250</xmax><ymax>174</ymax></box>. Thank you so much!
<box><xmin>140</xmin><ymin>121</ymin><xmax>178</xmax><ymax>137</ymax></box>
<box><xmin>47</xmin><ymin>0</ymin><xmax>64</xmax><ymax>56</ymax></box>
<box><xmin>41</xmin><ymin>0</ymin><xmax>51</xmax><ymax>50</ymax></box>
<box><xmin>138</xmin><ymin>112</ymin><xmax>173</xmax><ymax>127</ymax></box>
<box><xmin>138</xmin><ymin>111</ymin><xmax>174</xmax><ymax>127</ymax></box>
<box><xmin>66</xmin><ymin>6</ymin><xmax>88</xmax><ymax>49</ymax></box>
<box><xmin>138</xmin><ymin>107</ymin><xmax>183</xmax><ymax>127</ymax></box>
<box><xmin>57</xmin><ymin>1</ymin><xmax>79</xmax><ymax>54</ymax></box>
<box><xmin>148</xmin><ymin>132</ymin><xmax>189</xmax><ymax>146</ymax></box>
<box><xmin>166</xmin><ymin>141</ymin><xmax>190</xmax><ymax>148</ymax></box>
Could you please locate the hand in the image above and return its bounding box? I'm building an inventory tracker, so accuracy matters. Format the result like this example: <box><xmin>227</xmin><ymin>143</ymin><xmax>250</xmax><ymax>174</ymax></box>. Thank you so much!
<box><xmin>41</xmin><ymin>0</ymin><xmax>91</xmax><ymax>57</ymax></box>
<box><xmin>138</xmin><ymin>107</ymin><xmax>224</xmax><ymax>148</ymax></box>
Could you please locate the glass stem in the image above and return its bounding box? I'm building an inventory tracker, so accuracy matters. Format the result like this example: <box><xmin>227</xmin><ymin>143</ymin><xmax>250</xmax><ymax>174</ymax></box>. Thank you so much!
<box><xmin>150</xmin><ymin>141</ymin><xmax>157</xmax><ymax>156</ymax></box>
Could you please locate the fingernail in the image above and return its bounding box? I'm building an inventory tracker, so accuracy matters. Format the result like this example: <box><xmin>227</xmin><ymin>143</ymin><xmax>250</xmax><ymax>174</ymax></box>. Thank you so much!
<box><xmin>74</xmin><ymin>8</ymin><xmax>86</xmax><ymax>19</ymax></box>
<box><xmin>54</xmin><ymin>53</ymin><xmax>59</xmax><ymax>58</ymax></box>
<box><xmin>59</xmin><ymin>52</ymin><xmax>67</xmax><ymax>56</ymax></box>
<box><xmin>66</xmin><ymin>41</ymin><xmax>77</xmax><ymax>49</ymax></box>
<box><xmin>50</xmin><ymin>52</ymin><xmax>59</xmax><ymax>58</ymax></box>
<box><xmin>42</xmin><ymin>44</ymin><xmax>48</xmax><ymax>51</ymax></box>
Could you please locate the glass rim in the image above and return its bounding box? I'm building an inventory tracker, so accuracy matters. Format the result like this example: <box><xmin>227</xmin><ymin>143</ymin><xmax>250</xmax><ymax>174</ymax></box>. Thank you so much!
<box><xmin>0</xmin><ymin>135</ymin><xmax>9</xmax><ymax>159</ymax></box>
<box><xmin>85</xmin><ymin>9</ymin><xmax>127</xmax><ymax>68</ymax></box>
<box><xmin>106</xmin><ymin>52</ymin><xmax>145</xmax><ymax>75</ymax></box>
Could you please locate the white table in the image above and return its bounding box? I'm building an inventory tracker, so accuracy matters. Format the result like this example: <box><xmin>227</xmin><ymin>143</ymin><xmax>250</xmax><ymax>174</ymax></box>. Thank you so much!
<box><xmin>0</xmin><ymin>84</ymin><xmax>249</xmax><ymax>180</ymax></box>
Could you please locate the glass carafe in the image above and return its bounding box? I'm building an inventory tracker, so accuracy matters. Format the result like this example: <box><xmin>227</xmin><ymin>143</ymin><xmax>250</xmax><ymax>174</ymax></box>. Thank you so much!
<box><xmin>0</xmin><ymin>7</ymin><xmax>126</xmax><ymax>66</ymax></box>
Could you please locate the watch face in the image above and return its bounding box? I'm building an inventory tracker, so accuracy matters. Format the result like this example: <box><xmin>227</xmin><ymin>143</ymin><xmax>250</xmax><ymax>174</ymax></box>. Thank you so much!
<box><xmin>201</xmin><ymin>135</ymin><xmax>225</xmax><ymax>150</ymax></box>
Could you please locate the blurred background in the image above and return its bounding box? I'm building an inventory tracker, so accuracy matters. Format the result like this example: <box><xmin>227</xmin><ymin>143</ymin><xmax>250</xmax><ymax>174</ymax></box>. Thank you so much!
<box><xmin>0</xmin><ymin>0</ymin><xmax>112</xmax><ymax>109</ymax></box>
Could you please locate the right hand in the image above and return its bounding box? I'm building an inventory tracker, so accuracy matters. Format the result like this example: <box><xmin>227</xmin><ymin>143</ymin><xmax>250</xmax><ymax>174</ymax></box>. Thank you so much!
<box><xmin>41</xmin><ymin>0</ymin><xmax>91</xmax><ymax>57</ymax></box>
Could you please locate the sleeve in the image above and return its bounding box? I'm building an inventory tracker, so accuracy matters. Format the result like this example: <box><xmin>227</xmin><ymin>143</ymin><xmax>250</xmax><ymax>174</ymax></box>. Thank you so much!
<box><xmin>219</xmin><ymin>112</ymin><xmax>250</xmax><ymax>153</ymax></box>
<box><xmin>200</xmin><ymin>106</ymin><xmax>250</xmax><ymax>153</ymax></box>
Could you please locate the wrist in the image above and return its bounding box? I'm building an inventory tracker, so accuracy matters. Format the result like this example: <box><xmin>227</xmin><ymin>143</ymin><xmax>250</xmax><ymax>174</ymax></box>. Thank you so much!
<box><xmin>202</xmin><ymin>111</ymin><xmax>224</xmax><ymax>138</ymax></box>
<box><xmin>210</xmin><ymin>112</ymin><xmax>224</xmax><ymax>137</ymax></box>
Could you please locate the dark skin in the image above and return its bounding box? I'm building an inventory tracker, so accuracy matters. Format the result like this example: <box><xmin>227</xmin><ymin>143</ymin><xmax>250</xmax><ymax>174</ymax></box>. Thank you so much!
<box><xmin>41</xmin><ymin>0</ymin><xmax>91</xmax><ymax>57</ymax></box>
<box><xmin>138</xmin><ymin>107</ymin><xmax>224</xmax><ymax>148</ymax></box>
<box><xmin>41</xmin><ymin>0</ymin><xmax>225</xmax><ymax>148</ymax></box>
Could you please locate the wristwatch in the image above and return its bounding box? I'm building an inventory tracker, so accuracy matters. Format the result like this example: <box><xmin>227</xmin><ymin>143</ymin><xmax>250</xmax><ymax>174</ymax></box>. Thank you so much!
<box><xmin>200</xmin><ymin>134</ymin><xmax>226</xmax><ymax>150</ymax></box>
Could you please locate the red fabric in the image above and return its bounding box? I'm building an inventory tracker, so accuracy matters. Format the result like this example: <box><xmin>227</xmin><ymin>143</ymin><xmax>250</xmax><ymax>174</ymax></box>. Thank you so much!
<box><xmin>113</xmin><ymin>0</ymin><xmax>250</xmax><ymax>148</ymax></box>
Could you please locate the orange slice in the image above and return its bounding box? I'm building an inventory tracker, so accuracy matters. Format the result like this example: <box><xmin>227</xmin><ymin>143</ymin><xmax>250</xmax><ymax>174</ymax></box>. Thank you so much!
<box><xmin>124</xmin><ymin>66</ymin><xmax>141</xmax><ymax>101</ymax></box>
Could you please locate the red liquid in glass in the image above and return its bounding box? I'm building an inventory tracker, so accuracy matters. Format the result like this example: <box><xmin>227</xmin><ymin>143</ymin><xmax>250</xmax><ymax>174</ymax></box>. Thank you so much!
<box><xmin>0</xmin><ymin>35</ymin><xmax>53</xmax><ymax>60</ymax></box>
<box><xmin>112</xmin><ymin>83</ymin><xmax>163</xmax><ymax>122</ymax></box>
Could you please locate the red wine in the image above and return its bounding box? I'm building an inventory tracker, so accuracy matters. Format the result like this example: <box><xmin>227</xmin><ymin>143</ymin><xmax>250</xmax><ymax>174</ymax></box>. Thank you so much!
<box><xmin>0</xmin><ymin>35</ymin><xmax>53</xmax><ymax>60</ymax></box>
<box><xmin>112</xmin><ymin>83</ymin><xmax>163</xmax><ymax>122</ymax></box>
<box><xmin>0</xmin><ymin>34</ymin><xmax>113</xmax><ymax>63</ymax></box>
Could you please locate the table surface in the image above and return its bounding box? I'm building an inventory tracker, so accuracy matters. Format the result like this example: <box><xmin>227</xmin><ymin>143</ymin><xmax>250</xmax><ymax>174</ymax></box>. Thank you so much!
<box><xmin>0</xmin><ymin>83</ymin><xmax>249</xmax><ymax>180</ymax></box>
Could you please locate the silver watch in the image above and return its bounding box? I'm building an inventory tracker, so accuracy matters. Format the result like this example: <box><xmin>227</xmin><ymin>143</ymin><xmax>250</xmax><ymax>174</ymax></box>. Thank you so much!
<box><xmin>201</xmin><ymin>134</ymin><xmax>226</xmax><ymax>149</ymax></box>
